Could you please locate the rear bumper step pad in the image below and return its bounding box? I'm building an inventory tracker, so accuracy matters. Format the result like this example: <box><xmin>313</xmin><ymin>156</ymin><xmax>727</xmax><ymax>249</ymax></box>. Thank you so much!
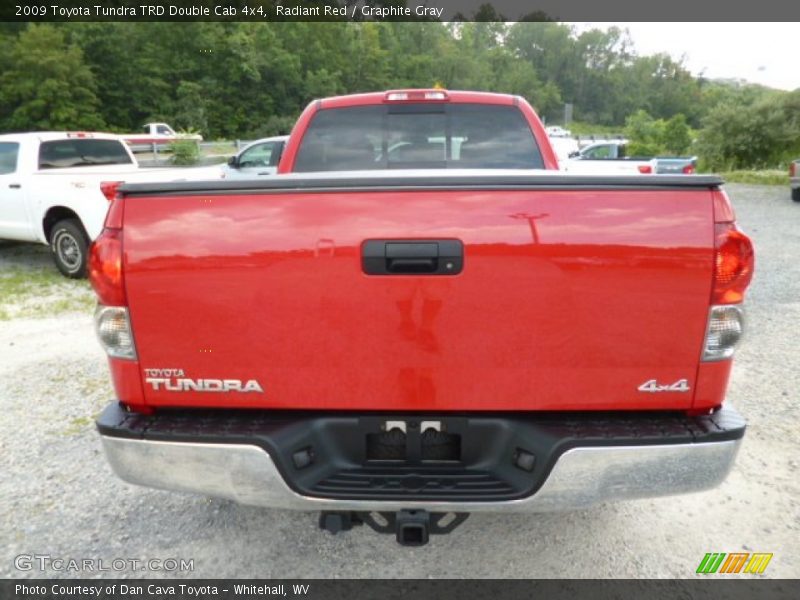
<box><xmin>97</xmin><ymin>404</ymin><xmax>744</xmax><ymax>511</ymax></box>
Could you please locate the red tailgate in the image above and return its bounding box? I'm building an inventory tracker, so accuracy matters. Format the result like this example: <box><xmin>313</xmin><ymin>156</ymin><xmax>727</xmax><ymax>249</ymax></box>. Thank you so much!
<box><xmin>122</xmin><ymin>186</ymin><xmax>713</xmax><ymax>411</ymax></box>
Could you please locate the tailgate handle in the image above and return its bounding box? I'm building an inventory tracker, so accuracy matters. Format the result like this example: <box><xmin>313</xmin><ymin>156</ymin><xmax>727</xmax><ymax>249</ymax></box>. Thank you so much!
<box><xmin>388</xmin><ymin>257</ymin><xmax>436</xmax><ymax>273</ymax></box>
<box><xmin>362</xmin><ymin>240</ymin><xmax>463</xmax><ymax>276</ymax></box>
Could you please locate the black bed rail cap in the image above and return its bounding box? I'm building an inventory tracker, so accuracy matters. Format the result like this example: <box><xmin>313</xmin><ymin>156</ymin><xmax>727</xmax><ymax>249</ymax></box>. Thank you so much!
<box><xmin>119</xmin><ymin>171</ymin><xmax>725</xmax><ymax>196</ymax></box>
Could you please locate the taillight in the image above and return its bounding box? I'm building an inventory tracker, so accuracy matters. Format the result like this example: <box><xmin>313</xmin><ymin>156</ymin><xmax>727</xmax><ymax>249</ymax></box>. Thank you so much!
<box><xmin>790</xmin><ymin>162</ymin><xmax>797</xmax><ymax>178</ymax></box>
<box><xmin>702</xmin><ymin>305</ymin><xmax>744</xmax><ymax>361</ymax></box>
<box><xmin>712</xmin><ymin>223</ymin><xmax>754</xmax><ymax>305</ymax></box>
<box><xmin>89</xmin><ymin>228</ymin><xmax>126</xmax><ymax>306</ymax></box>
<box><xmin>94</xmin><ymin>305</ymin><xmax>137</xmax><ymax>360</ymax></box>
<box><xmin>100</xmin><ymin>181</ymin><xmax>123</xmax><ymax>202</ymax></box>
<box><xmin>89</xmin><ymin>224</ymin><xmax>137</xmax><ymax>360</ymax></box>
<box><xmin>637</xmin><ymin>165</ymin><xmax>653</xmax><ymax>174</ymax></box>
<box><xmin>682</xmin><ymin>164</ymin><xmax>695</xmax><ymax>174</ymax></box>
<box><xmin>703</xmin><ymin>191</ymin><xmax>754</xmax><ymax>362</ymax></box>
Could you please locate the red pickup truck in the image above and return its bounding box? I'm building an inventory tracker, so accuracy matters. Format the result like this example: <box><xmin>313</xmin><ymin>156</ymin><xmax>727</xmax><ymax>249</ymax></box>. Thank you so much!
<box><xmin>91</xmin><ymin>90</ymin><xmax>754</xmax><ymax>546</ymax></box>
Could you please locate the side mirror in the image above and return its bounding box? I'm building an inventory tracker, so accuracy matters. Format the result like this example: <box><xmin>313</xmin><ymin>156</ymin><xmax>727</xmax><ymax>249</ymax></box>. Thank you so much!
<box><xmin>227</xmin><ymin>155</ymin><xmax>238</xmax><ymax>168</ymax></box>
<box><xmin>568</xmin><ymin>151</ymin><xmax>580</xmax><ymax>159</ymax></box>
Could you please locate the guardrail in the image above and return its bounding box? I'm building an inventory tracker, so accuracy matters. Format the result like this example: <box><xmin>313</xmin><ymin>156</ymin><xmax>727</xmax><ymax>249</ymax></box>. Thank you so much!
<box><xmin>143</xmin><ymin>140</ymin><xmax>255</xmax><ymax>156</ymax></box>
<box><xmin>135</xmin><ymin>140</ymin><xmax>256</xmax><ymax>167</ymax></box>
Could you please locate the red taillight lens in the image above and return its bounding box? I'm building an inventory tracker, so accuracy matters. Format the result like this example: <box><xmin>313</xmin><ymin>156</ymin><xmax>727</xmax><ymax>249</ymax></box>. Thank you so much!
<box><xmin>790</xmin><ymin>162</ymin><xmax>797</xmax><ymax>178</ymax></box>
<box><xmin>89</xmin><ymin>228</ymin><xmax>126</xmax><ymax>306</ymax></box>
<box><xmin>637</xmin><ymin>165</ymin><xmax>653</xmax><ymax>174</ymax></box>
<box><xmin>682</xmin><ymin>164</ymin><xmax>695</xmax><ymax>174</ymax></box>
<box><xmin>712</xmin><ymin>223</ymin><xmax>754</xmax><ymax>304</ymax></box>
<box><xmin>100</xmin><ymin>181</ymin><xmax>123</xmax><ymax>202</ymax></box>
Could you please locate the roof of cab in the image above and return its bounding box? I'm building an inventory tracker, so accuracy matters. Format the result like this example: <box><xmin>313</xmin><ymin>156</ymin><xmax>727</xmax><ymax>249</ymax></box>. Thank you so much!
<box><xmin>0</xmin><ymin>131</ymin><xmax>125</xmax><ymax>142</ymax></box>
<box><xmin>319</xmin><ymin>89</ymin><xmax>519</xmax><ymax>109</ymax></box>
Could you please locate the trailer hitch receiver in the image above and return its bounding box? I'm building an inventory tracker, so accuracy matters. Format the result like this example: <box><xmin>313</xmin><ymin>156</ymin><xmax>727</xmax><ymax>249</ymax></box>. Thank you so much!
<box><xmin>319</xmin><ymin>510</ymin><xmax>469</xmax><ymax>546</ymax></box>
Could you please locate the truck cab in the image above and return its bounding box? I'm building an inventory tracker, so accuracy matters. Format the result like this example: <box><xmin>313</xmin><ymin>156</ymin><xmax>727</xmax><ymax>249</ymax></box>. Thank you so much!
<box><xmin>122</xmin><ymin>123</ymin><xmax>203</xmax><ymax>153</ymax></box>
<box><xmin>144</xmin><ymin>122</ymin><xmax>176</xmax><ymax>137</ymax></box>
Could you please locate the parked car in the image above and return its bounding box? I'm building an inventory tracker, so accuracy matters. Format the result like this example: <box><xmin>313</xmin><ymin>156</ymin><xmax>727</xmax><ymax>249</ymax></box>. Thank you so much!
<box><xmin>545</xmin><ymin>125</ymin><xmax>571</xmax><ymax>138</ymax></box>
<box><xmin>0</xmin><ymin>132</ymin><xmax>220</xmax><ymax>277</ymax></box>
<box><xmin>548</xmin><ymin>136</ymin><xmax>580</xmax><ymax>163</ymax></box>
<box><xmin>562</xmin><ymin>141</ymin><xmax>696</xmax><ymax>175</ymax></box>
<box><xmin>561</xmin><ymin>140</ymin><xmax>657</xmax><ymax>175</ymax></box>
<box><xmin>221</xmin><ymin>136</ymin><xmax>288</xmax><ymax>179</ymax></box>
<box><xmin>91</xmin><ymin>89</ymin><xmax>753</xmax><ymax>546</ymax></box>
<box><xmin>121</xmin><ymin>122</ymin><xmax>202</xmax><ymax>153</ymax></box>
<box><xmin>791</xmin><ymin>159</ymin><xmax>799</xmax><ymax>202</ymax></box>
<box><xmin>657</xmin><ymin>156</ymin><xmax>698</xmax><ymax>175</ymax></box>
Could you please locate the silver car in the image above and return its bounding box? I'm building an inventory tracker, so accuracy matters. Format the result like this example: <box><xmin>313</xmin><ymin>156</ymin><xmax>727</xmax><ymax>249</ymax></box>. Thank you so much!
<box><xmin>222</xmin><ymin>135</ymin><xmax>288</xmax><ymax>180</ymax></box>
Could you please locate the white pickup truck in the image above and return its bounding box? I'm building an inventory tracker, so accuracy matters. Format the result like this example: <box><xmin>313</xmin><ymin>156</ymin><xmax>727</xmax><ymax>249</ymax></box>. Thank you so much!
<box><xmin>0</xmin><ymin>132</ymin><xmax>219</xmax><ymax>277</ymax></box>
<box><xmin>121</xmin><ymin>122</ymin><xmax>203</xmax><ymax>153</ymax></box>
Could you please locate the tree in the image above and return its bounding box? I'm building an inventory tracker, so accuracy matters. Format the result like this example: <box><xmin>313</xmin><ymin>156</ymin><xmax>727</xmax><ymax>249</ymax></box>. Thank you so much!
<box><xmin>0</xmin><ymin>19</ymin><xmax>794</xmax><ymax>171</ymax></box>
<box><xmin>624</xmin><ymin>110</ymin><xmax>693</xmax><ymax>156</ymax></box>
<box><xmin>696</xmin><ymin>93</ymin><xmax>800</xmax><ymax>170</ymax></box>
<box><xmin>662</xmin><ymin>114</ymin><xmax>692</xmax><ymax>155</ymax></box>
<box><xmin>0</xmin><ymin>24</ymin><xmax>104</xmax><ymax>131</ymax></box>
<box><xmin>624</xmin><ymin>110</ymin><xmax>666</xmax><ymax>155</ymax></box>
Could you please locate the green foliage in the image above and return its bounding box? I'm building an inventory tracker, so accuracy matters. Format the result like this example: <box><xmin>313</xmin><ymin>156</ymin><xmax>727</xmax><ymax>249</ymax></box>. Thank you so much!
<box><xmin>0</xmin><ymin>21</ymin><xmax>710</xmax><ymax>138</ymax></box>
<box><xmin>662</xmin><ymin>114</ymin><xmax>693</xmax><ymax>155</ymax></box>
<box><xmin>168</xmin><ymin>140</ymin><xmax>200</xmax><ymax>166</ymax></box>
<box><xmin>0</xmin><ymin>24</ymin><xmax>104</xmax><ymax>131</ymax></box>
<box><xmin>173</xmin><ymin>81</ymin><xmax>208</xmax><ymax>134</ymax></box>
<box><xmin>244</xmin><ymin>115</ymin><xmax>299</xmax><ymax>140</ymax></box>
<box><xmin>625</xmin><ymin>110</ymin><xmax>665</xmax><ymax>150</ymax></box>
<box><xmin>0</xmin><ymin>22</ymin><xmax>796</xmax><ymax>171</ymax></box>
<box><xmin>568</xmin><ymin>121</ymin><xmax>623</xmax><ymax>136</ymax></box>
<box><xmin>624</xmin><ymin>110</ymin><xmax>693</xmax><ymax>156</ymax></box>
<box><xmin>696</xmin><ymin>91</ymin><xmax>800</xmax><ymax>170</ymax></box>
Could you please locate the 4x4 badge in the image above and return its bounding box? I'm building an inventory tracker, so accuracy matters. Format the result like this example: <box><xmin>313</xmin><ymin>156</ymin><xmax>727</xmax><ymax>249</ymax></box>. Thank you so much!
<box><xmin>638</xmin><ymin>378</ymin><xmax>690</xmax><ymax>393</ymax></box>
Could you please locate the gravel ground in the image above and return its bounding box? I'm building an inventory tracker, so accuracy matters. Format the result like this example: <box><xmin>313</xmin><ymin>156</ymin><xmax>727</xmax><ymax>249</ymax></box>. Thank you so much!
<box><xmin>1</xmin><ymin>183</ymin><xmax>798</xmax><ymax>579</ymax></box>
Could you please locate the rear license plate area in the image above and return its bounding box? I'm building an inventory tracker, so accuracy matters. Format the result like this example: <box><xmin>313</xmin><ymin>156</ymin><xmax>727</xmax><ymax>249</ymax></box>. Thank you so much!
<box><xmin>365</xmin><ymin>419</ymin><xmax>462</xmax><ymax>463</ymax></box>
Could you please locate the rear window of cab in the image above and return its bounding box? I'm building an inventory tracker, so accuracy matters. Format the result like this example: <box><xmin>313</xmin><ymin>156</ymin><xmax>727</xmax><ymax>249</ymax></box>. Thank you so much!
<box><xmin>294</xmin><ymin>103</ymin><xmax>544</xmax><ymax>172</ymax></box>
<box><xmin>38</xmin><ymin>139</ymin><xmax>133</xmax><ymax>169</ymax></box>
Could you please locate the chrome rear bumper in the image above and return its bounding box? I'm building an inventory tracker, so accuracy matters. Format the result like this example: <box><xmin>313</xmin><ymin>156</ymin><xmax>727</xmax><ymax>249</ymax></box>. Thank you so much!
<box><xmin>100</xmin><ymin>435</ymin><xmax>741</xmax><ymax>513</ymax></box>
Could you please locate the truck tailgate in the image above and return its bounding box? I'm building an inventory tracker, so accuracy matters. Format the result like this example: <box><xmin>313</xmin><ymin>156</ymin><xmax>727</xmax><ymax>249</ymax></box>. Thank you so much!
<box><xmin>121</xmin><ymin>175</ymin><xmax>716</xmax><ymax>411</ymax></box>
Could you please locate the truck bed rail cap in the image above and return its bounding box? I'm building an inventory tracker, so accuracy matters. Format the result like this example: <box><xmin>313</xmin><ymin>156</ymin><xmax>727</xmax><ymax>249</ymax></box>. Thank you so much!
<box><xmin>119</xmin><ymin>169</ymin><xmax>724</xmax><ymax>196</ymax></box>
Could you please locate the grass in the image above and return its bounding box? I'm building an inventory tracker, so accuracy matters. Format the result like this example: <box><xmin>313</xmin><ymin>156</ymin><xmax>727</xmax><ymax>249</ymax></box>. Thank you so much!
<box><xmin>718</xmin><ymin>170</ymin><xmax>790</xmax><ymax>186</ymax></box>
<box><xmin>0</xmin><ymin>244</ymin><xmax>95</xmax><ymax>320</ymax></box>
<box><xmin>203</xmin><ymin>140</ymin><xmax>242</xmax><ymax>154</ymax></box>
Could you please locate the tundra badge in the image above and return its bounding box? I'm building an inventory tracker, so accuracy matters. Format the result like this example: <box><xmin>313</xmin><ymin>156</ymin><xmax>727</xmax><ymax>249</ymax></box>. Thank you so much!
<box><xmin>144</xmin><ymin>368</ymin><xmax>263</xmax><ymax>393</ymax></box>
